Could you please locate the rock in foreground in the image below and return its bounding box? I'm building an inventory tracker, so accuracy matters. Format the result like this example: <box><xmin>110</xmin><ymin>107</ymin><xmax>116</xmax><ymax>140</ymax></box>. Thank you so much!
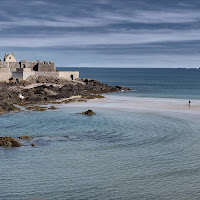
<box><xmin>81</xmin><ymin>110</ymin><xmax>96</xmax><ymax>115</ymax></box>
<box><xmin>0</xmin><ymin>137</ymin><xmax>22</xmax><ymax>147</ymax></box>
<box><xmin>0</xmin><ymin>103</ymin><xmax>21</xmax><ymax>114</ymax></box>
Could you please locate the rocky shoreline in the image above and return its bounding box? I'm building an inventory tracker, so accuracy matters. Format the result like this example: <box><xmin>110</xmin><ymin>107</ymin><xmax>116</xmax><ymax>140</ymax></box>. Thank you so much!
<box><xmin>0</xmin><ymin>135</ymin><xmax>67</xmax><ymax>147</ymax></box>
<box><xmin>0</xmin><ymin>76</ymin><xmax>129</xmax><ymax>114</ymax></box>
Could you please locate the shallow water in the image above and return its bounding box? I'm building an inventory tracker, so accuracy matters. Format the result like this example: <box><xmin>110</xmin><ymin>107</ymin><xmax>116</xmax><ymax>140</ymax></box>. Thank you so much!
<box><xmin>1</xmin><ymin>107</ymin><xmax>200</xmax><ymax>200</ymax></box>
<box><xmin>1</xmin><ymin>68</ymin><xmax>200</xmax><ymax>200</ymax></box>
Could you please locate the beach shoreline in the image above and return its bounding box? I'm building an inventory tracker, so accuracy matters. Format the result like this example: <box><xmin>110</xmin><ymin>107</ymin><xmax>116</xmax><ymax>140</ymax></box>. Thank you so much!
<box><xmin>61</xmin><ymin>95</ymin><xmax>200</xmax><ymax>117</ymax></box>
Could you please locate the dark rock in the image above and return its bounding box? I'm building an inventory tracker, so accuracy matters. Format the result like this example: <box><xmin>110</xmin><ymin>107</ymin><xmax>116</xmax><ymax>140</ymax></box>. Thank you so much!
<box><xmin>84</xmin><ymin>94</ymin><xmax>105</xmax><ymax>99</ymax></box>
<box><xmin>0</xmin><ymin>137</ymin><xmax>22</xmax><ymax>147</ymax></box>
<box><xmin>31</xmin><ymin>143</ymin><xmax>35</xmax><ymax>147</ymax></box>
<box><xmin>0</xmin><ymin>102</ymin><xmax>21</xmax><ymax>114</ymax></box>
<box><xmin>81</xmin><ymin>109</ymin><xmax>96</xmax><ymax>115</ymax></box>
<box><xmin>26</xmin><ymin>106</ymin><xmax>47</xmax><ymax>111</ymax></box>
<box><xmin>48</xmin><ymin>106</ymin><xmax>57</xmax><ymax>110</ymax></box>
<box><xmin>18</xmin><ymin>136</ymin><xmax>33</xmax><ymax>140</ymax></box>
<box><xmin>115</xmin><ymin>86</ymin><xmax>122</xmax><ymax>89</ymax></box>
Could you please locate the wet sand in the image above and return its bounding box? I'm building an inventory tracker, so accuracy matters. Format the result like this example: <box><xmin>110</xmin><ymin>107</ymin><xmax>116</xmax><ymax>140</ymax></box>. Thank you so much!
<box><xmin>62</xmin><ymin>95</ymin><xmax>200</xmax><ymax>116</ymax></box>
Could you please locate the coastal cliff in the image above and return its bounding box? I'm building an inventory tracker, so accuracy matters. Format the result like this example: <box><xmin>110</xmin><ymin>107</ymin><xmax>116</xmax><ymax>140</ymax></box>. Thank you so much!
<box><xmin>0</xmin><ymin>76</ymin><xmax>127</xmax><ymax>114</ymax></box>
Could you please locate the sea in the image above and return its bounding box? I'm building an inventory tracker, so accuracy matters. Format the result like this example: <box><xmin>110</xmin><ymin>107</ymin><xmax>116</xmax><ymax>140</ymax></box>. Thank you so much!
<box><xmin>1</xmin><ymin>68</ymin><xmax>200</xmax><ymax>200</ymax></box>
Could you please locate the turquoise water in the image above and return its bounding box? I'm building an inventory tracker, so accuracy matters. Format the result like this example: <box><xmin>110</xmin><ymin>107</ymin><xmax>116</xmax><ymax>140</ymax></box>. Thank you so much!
<box><xmin>1</xmin><ymin>68</ymin><xmax>200</xmax><ymax>200</ymax></box>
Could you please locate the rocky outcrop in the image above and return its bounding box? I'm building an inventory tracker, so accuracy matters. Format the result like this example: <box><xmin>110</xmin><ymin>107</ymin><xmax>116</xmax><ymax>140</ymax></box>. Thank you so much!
<box><xmin>0</xmin><ymin>102</ymin><xmax>21</xmax><ymax>113</ymax></box>
<box><xmin>0</xmin><ymin>137</ymin><xmax>22</xmax><ymax>147</ymax></box>
<box><xmin>81</xmin><ymin>110</ymin><xmax>96</xmax><ymax>115</ymax></box>
<box><xmin>6</xmin><ymin>76</ymin><xmax>69</xmax><ymax>86</ymax></box>
<box><xmin>83</xmin><ymin>94</ymin><xmax>105</xmax><ymax>99</ymax></box>
<box><xmin>48</xmin><ymin>106</ymin><xmax>57</xmax><ymax>110</ymax></box>
<box><xmin>18</xmin><ymin>136</ymin><xmax>33</xmax><ymax>140</ymax></box>
<box><xmin>0</xmin><ymin>77</ymin><xmax>129</xmax><ymax>114</ymax></box>
<box><xmin>26</xmin><ymin>106</ymin><xmax>47</xmax><ymax>111</ymax></box>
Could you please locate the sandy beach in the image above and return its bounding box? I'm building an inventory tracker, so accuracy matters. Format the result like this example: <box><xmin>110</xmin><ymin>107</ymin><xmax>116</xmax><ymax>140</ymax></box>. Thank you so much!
<box><xmin>62</xmin><ymin>95</ymin><xmax>200</xmax><ymax>116</ymax></box>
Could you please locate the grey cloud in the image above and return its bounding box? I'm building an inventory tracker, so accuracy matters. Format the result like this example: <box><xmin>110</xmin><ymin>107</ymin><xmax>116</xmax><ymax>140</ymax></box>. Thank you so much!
<box><xmin>1</xmin><ymin>8</ymin><xmax>200</xmax><ymax>31</ymax></box>
<box><xmin>1</xmin><ymin>0</ymin><xmax>200</xmax><ymax>68</ymax></box>
<box><xmin>1</xmin><ymin>29</ymin><xmax>200</xmax><ymax>47</ymax></box>
<box><xmin>98</xmin><ymin>10</ymin><xmax>200</xmax><ymax>24</ymax></box>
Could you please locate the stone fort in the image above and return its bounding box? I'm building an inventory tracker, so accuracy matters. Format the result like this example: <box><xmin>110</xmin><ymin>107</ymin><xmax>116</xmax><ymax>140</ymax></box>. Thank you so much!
<box><xmin>0</xmin><ymin>53</ymin><xmax>79</xmax><ymax>81</ymax></box>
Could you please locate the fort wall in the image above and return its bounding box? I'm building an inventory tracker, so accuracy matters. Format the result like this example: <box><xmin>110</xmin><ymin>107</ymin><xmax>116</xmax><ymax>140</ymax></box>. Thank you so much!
<box><xmin>0</xmin><ymin>53</ymin><xmax>79</xmax><ymax>81</ymax></box>
<box><xmin>24</xmin><ymin>72</ymin><xmax>59</xmax><ymax>80</ymax></box>
<box><xmin>0</xmin><ymin>67</ymin><xmax>12</xmax><ymax>81</ymax></box>
<box><xmin>59</xmin><ymin>71</ymin><xmax>79</xmax><ymax>80</ymax></box>
<box><xmin>23</xmin><ymin>71</ymin><xmax>79</xmax><ymax>81</ymax></box>
<box><xmin>9</xmin><ymin>62</ymin><xmax>20</xmax><ymax>71</ymax></box>
<box><xmin>12</xmin><ymin>70</ymin><xmax>79</xmax><ymax>81</ymax></box>
<box><xmin>37</xmin><ymin>62</ymin><xmax>56</xmax><ymax>72</ymax></box>
<box><xmin>0</xmin><ymin>61</ymin><xmax>9</xmax><ymax>68</ymax></box>
<box><xmin>4</xmin><ymin>60</ymin><xmax>56</xmax><ymax>72</ymax></box>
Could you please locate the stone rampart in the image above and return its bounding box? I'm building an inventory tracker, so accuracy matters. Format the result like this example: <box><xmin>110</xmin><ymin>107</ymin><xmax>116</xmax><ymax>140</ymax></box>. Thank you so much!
<box><xmin>0</xmin><ymin>60</ymin><xmax>56</xmax><ymax>72</ymax></box>
<box><xmin>37</xmin><ymin>61</ymin><xmax>56</xmax><ymax>72</ymax></box>
<box><xmin>0</xmin><ymin>68</ymin><xmax>12</xmax><ymax>81</ymax></box>
<box><xmin>0</xmin><ymin>61</ymin><xmax>9</xmax><ymax>68</ymax></box>
<box><xmin>59</xmin><ymin>71</ymin><xmax>79</xmax><ymax>80</ymax></box>
<box><xmin>20</xmin><ymin>71</ymin><xmax>79</xmax><ymax>81</ymax></box>
<box><xmin>0</xmin><ymin>56</ymin><xmax>79</xmax><ymax>81</ymax></box>
<box><xmin>9</xmin><ymin>62</ymin><xmax>20</xmax><ymax>71</ymax></box>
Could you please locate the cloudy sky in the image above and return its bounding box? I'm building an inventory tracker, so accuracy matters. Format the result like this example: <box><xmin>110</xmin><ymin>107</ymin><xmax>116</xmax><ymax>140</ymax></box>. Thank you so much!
<box><xmin>1</xmin><ymin>0</ymin><xmax>200</xmax><ymax>68</ymax></box>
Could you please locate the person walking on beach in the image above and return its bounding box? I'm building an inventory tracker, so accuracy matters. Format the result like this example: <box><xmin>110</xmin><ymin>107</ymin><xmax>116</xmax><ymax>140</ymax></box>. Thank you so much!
<box><xmin>188</xmin><ymin>100</ymin><xmax>191</xmax><ymax>108</ymax></box>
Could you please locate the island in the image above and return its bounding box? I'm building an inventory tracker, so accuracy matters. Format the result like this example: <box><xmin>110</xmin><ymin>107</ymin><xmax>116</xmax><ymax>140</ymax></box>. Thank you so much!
<box><xmin>0</xmin><ymin>53</ymin><xmax>127</xmax><ymax>114</ymax></box>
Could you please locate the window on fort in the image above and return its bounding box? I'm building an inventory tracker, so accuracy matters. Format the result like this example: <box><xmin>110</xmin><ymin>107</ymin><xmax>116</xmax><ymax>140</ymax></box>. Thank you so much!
<box><xmin>9</xmin><ymin>57</ymin><xmax>11</xmax><ymax>59</ymax></box>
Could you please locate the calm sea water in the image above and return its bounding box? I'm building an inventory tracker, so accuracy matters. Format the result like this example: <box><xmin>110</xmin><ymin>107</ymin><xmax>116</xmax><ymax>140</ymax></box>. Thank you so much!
<box><xmin>1</xmin><ymin>68</ymin><xmax>200</xmax><ymax>200</ymax></box>
<box><xmin>58</xmin><ymin>67</ymin><xmax>200</xmax><ymax>99</ymax></box>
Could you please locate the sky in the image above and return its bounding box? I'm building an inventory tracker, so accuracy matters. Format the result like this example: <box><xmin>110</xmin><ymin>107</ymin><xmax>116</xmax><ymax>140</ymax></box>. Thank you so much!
<box><xmin>1</xmin><ymin>0</ymin><xmax>200</xmax><ymax>68</ymax></box>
